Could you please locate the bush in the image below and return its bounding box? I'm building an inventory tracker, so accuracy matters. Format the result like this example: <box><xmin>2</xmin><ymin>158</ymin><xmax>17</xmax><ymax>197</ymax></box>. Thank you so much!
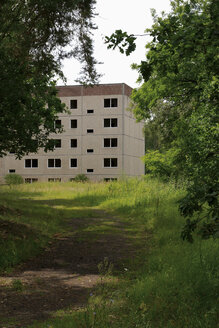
<box><xmin>142</xmin><ymin>148</ymin><xmax>181</xmax><ymax>181</ymax></box>
<box><xmin>73</xmin><ymin>174</ymin><xmax>89</xmax><ymax>182</ymax></box>
<box><xmin>4</xmin><ymin>174</ymin><xmax>24</xmax><ymax>186</ymax></box>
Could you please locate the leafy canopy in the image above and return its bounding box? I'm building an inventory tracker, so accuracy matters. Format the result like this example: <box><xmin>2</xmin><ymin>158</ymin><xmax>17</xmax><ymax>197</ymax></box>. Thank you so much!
<box><xmin>0</xmin><ymin>0</ymin><xmax>99</xmax><ymax>158</ymax></box>
<box><xmin>106</xmin><ymin>0</ymin><xmax>219</xmax><ymax>241</ymax></box>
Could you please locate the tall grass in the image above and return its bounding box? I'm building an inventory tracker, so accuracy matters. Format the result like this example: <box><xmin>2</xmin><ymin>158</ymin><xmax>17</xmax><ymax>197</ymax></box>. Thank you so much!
<box><xmin>97</xmin><ymin>178</ymin><xmax>218</xmax><ymax>328</ymax></box>
<box><xmin>31</xmin><ymin>178</ymin><xmax>218</xmax><ymax>327</ymax></box>
<box><xmin>0</xmin><ymin>182</ymin><xmax>107</xmax><ymax>272</ymax></box>
<box><xmin>0</xmin><ymin>179</ymin><xmax>218</xmax><ymax>327</ymax></box>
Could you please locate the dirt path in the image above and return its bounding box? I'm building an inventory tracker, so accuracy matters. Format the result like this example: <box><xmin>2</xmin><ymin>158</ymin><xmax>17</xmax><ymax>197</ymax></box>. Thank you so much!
<box><xmin>0</xmin><ymin>210</ymin><xmax>136</xmax><ymax>328</ymax></box>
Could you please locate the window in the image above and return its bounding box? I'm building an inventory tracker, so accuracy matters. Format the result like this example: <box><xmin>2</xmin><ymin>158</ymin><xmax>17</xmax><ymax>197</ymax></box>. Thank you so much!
<box><xmin>71</xmin><ymin>119</ymin><xmax>77</xmax><ymax>128</ymax></box>
<box><xmin>104</xmin><ymin>158</ymin><xmax>118</xmax><ymax>167</ymax></box>
<box><xmin>70</xmin><ymin>139</ymin><xmax>77</xmax><ymax>148</ymax></box>
<box><xmin>104</xmin><ymin>98</ymin><xmax>118</xmax><ymax>108</ymax></box>
<box><xmin>55</xmin><ymin>120</ymin><xmax>62</xmax><ymax>128</ymax></box>
<box><xmin>48</xmin><ymin>159</ymin><xmax>61</xmax><ymax>168</ymax></box>
<box><xmin>87</xmin><ymin>169</ymin><xmax>93</xmax><ymax>173</ymax></box>
<box><xmin>104</xmin><ymin>138</ymin><xmax>118</xmax><ymax>148</ymax></box>
<box><xmin>48</xmin><ymin>178</ymin><xmax>61</xmax><ymax>182</ymax></box>
<box><xmin>104</xmin><ymin>178</ymin><xmax>117</xmax><ymax>182</ymax></box>
<box><xmin>87</xmin><ymin>129</ymin><xmax>93</xmax><ymax>133</ymax></box>
<box><xmin>9</xmin><ymin>169</ymin><xmax>16</xmax><ymax>173</ymax></box>
<box><xmin>25</xmin><ymin>159</ymin><xmax>38</xmax><ymax>168</ymax></box>
<box><xmin>70</xmin><ymin>158</ymin><xmax>77</xmax><ymax>168</ymax></box>
<box><xmin>54</xmin><ymin>139</ymin><xmax>61</xmax><ymax>148</ymax></box>
<box><xmin>70</xmin><ymin>99</ymin><xmax>77</xmax><ymax>109</ymax></box>
<box><xmin>104</xmin><ymin>118</ymin><xmax>118</xmax><ymax>127</ymax></box>
<box><xmin>87</xmin><ymin>109</ymin><xmax>94</xmax><ymax>114</ymax></box>
<box><xmin>87</xmin><ymin>149</ymin><xmax>94</xmax><ymax>153</ymax></box>
<box><xmin>25</xmin><ymin>178</ymin><xmax>38</xmax><ymax>183</ymax></box>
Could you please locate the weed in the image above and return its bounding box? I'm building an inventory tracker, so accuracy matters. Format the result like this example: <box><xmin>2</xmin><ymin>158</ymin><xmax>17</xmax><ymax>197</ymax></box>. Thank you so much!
<box><xmin>11</xmin><ymin>279</ymin><xmax>24</xmax><ymax>292</ymax></box>
<box><xmin>4</xmin><ymin>174</ymin><xmax>23</xmax><ymax>187</ymax></box>
<box><xmin>98</xmin><ymin>257</ymin><xmax>114</xmax><ymax>279</ymax></box>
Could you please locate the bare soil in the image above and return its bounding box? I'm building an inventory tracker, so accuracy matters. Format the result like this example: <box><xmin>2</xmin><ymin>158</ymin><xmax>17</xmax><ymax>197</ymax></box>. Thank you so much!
<box><xmin>0</xmin><ymin>210</ymin><xmax>136</xmax><ymax>328</ymax></box>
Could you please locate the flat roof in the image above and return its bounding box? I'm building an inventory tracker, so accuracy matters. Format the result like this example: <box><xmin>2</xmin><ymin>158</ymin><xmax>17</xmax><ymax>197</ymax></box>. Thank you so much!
<box><xmin>57</xmin><ymin>83</ymin><xmax>133</xmax><ymax>97</ymax></box>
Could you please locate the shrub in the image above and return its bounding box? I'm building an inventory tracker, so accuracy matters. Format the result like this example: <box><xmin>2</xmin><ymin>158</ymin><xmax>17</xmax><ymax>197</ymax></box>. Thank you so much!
<box><xmin>4</xmin><ymin>174</ymin><xmax>24</xmax><ymax>186</ymax></box>
<box><xmin>142</xmin><ymin>148</ymin><xmax>181</xmax><ymax>181</ymax></box>
<box><xmin>73</xmin><ymin>174</ymin><xmax>89</xmax><ymax>182</ymax></box>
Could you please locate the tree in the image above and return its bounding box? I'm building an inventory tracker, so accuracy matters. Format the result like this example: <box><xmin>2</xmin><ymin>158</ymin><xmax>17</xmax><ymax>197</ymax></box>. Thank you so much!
<box><xmin>0</xmin><ymin>0</ymin><xmax>99</xmax><ymax>158</ymax></box>
<box><xmin>105</xmin><ymin>0</ymin><xmax>219</xmax><ymax>241</ymax></box>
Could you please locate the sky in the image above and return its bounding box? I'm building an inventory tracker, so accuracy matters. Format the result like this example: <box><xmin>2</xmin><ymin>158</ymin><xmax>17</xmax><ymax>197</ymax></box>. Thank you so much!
<box><xmin>59</xmin><ymin>0</ymin><xmax>172</xmax><ymax>89</ymax></box>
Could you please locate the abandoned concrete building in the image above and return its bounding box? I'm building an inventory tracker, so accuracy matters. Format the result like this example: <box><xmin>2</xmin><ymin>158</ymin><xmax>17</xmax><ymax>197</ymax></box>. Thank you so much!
<box><xmin>0</xmin><ymin>83</ymin><xmax>145</xmax><ymax>182</ymax></box>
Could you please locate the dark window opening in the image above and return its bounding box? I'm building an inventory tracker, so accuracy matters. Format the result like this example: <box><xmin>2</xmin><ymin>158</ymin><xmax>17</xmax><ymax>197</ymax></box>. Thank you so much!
<box><xmin>25</xmin><ymin>159</ymin><xmax>31</xmax><ymax>168</ymax></box>
<box><xmin>87</xmin><ymin>129</ymin><xmax>93</xmax><ymax>133</ymax></box>
<box><xmin>104</xmin><ymin>138</ymin><xmax>110</xmax><ymax>147</ymax></box>
<box><xmin>54</xmin><ymin>139</ymin><xmax>61</xmax><ymax>148</ymax></box>
<box><xmin>104</xmin><ymin>98</ymin><xmax>118</xmax><ymax>108</ymax></box>
<box><xmin>87</xmin><ymin>109</ymin><xmax>94</xmax><ymax>114</ymax></box>
<box><xmin>55</xmin><ymin>120</ymin><xmax>62</xmax><ymax>128</ymax></box>
<box><xmin>70</xmin><ymin>99</ymin><xmax>77</xmax><ymax>109</ymax></box>
<box><xmin>104</xmin><ymin>138</ymin><xmax>118</xmax><ymax>148</ymax></box>
<box><xmin>104</xmin><ymin>158</ymin><xmax>118</xmax><ymax>168</ymax></box>
<box><xmin>71</xmin><ymin>119</ymin><xmax>77</xmax><ymax>128</ymax></box>
<box><xmin>25</xmin><ymin>178</ymin><xmax>38</xmax><ymax>183</ymax></box>
<box><xmin>48</xmin><ymin>178</ymin><xmax>61</xmax><ymax>182</ymax></box>
<box><xmin>48</xmin><ymin>159</ymin><xmax>61</xmax><ymax>168</ymax></box>
<box><xmin>104</xmin><ymin>178</ymin><xmax>117</xmax><ymax>182</ymax></box>
<box><xmin>71</xmin><ymin>139</ymin><xmax>77</xmax><ymax>148</ymax></box>
<box><xmin>70</xmin><ymin>158</ymin><xmax>77</xmax><ymax>167</ymax></box>
<box><xmin>9</xmin><ymin>169</ymin><xmax>15</xmax><ymax>173</ymax></box>
<box><xmin>104</xmin><ymin>158</ymin><xmax>110</xmax><ymax>167</ymax></box>
<box><xmin>111</xmin><ymin>138</ymin><xmax>118</xmax><ymax>147</ymax></box>
<box><xmin>87</xmin><ymin>149</ymin><xmax>94</xmax><ymax>153</ymax></box>
<box><xmin>111</xmin><ymin>118</ymin><xmax>118</xmax><ymax>127</ymax></box>
<box><xmin>104</xmin><ymin>119</ymin><xmax>110</xmax><ymax>127</ymax></box>
<box><xmin>104</xmin><ymin>118</ymin><xmax>117</xmax><ymax>127</ymax></box>
<box><xmin>104</xmin><ymin>99</ymin><xmax>111</xmax><ymax>107</ymax></box>
<box><xmin>111</xmin><ymin>158</ymin><xmax>118</xmax><ymax>167</ymax></box>
<box><xmin>87</xmin><ymin>169</ymin><xmax>93</xmax><ymax>173</ymax></box>
<box><xmin>111</xmin><ymin>98</ymin><xmax>118</xmax><ymax>107</ymax></box>
<box><xmin>25</xmin><ymin>159</ymin><xmax>38</xmax><ymax>168</ymax></box>
<box><xmin>32</xmin><ymin>159</ymin><xmax>38</xmax><ymax>167</ymax></box>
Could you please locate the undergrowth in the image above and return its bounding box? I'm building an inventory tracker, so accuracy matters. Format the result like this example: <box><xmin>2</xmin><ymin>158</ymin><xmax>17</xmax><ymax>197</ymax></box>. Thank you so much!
<box><xmin>0</xmin><ymin>178</ymin><xmax>218</xmax><ymax>327</ymax></box>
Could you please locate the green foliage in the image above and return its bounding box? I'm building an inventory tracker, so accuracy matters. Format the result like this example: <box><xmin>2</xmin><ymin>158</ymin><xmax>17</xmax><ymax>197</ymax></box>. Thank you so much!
<box><xmin>105</xmin><ymin>29</ymin><xmax>137</xmax><ymax>56</ymax></box>
<box><xmin>105</xmin><ymin>0</ymin><xmax>219</xmax><ymax>241</ymax></box>
<box><xmin>178</xmin><ymin>102</ymin><xmax>219</xmax><ymax>241</ymax></box>
<box><xmin>143</xmin><ymin>148</ymin><xmax>181</xmax><ymax>181</ymax></box>
<box><xmin>4</xmin><ymin>174</ymin><xmax>23</xmax><ymax>186</ymax></box>
<box><xmin>130</xmin><ymin>0</ymin><xmax>219</xmax><ymax>241</ymax></box>
<box><xmin>73</xmin><ymin>174</ymin><xmax>89</xmax><ymax>182</ymax></box>
<box><xmin>0</xmin><ymin>0</ymin><xmax>99</xmax><ymax>158</ymax></box>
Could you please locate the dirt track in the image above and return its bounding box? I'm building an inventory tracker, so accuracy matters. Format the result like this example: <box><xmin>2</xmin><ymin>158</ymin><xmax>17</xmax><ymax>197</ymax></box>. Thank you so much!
<box><xmin>0</xmin><ymin>211</ymin><xmax>135</xmax><ymax>328</ymax></box>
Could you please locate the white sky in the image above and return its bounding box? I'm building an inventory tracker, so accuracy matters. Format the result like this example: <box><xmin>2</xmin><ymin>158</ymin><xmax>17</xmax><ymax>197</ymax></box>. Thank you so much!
<box><xmin>59</xmin><ymin>0</ymin><xmax>171</xmax><ymax>88</ymax></box>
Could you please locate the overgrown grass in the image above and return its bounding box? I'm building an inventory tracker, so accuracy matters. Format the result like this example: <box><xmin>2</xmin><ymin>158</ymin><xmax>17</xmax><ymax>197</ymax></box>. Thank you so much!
<box><xmin>0</xmin><ymin>178</ymin><xmax>218</xmax><ymax>327</ymax></box>
<box><xmin>0</xmin><ymin>181</ymin><xmax>107</xmax><ymax>272</ymax></box>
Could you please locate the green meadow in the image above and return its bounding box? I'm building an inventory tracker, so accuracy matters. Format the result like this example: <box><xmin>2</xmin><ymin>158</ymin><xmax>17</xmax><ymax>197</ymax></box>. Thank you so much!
<box><xmin>0</xmin><ymin>178</ymin><xmax>218</xmax><ymax>327</ymax></box>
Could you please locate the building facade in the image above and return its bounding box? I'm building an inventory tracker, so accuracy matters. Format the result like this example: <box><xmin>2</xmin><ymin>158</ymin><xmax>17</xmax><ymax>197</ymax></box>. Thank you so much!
<box><xmin>0</xmin><ymin>83</ymin><xmax>145</xmax><ymax>183</ymax></box>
